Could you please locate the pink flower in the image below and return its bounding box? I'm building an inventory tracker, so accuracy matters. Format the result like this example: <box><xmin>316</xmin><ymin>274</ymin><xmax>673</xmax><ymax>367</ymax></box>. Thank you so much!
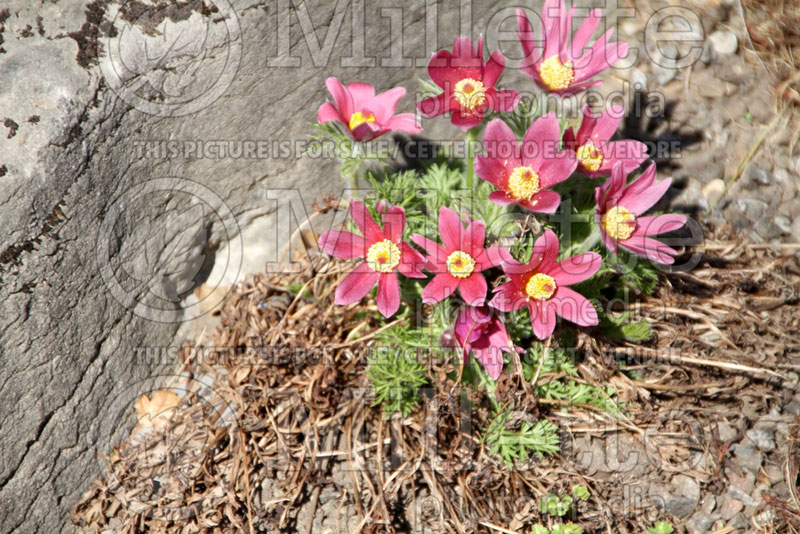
<box><xmin>517</xmin><ymin>1</ymin><xmax>628</xmax><ymax>95</ymax></box>
<box><xmin>412</xmin><ymin>207</ymin><xmax>510</xmax><ymax>306</ymax></box>
<box><xmin>417</xmin><ymin>36</ymin><xmax>520</xmax><ymax>131</ymax></box>
<box><xmin>595</xmin><ymin>162</ymin><xmax>687</xmax><ymax>265</ymax></box>
<box><xmin>563</xmin><ymin>104</ymin><xmax>648</xmax><ymax>177</ymax></box>
<box><xmin>453</xmin><ymin>306</ymin><xmax>518</xmax><ymax>380</ymax></box>
<box><xmin>317</xmin><ymin>77</ymin><xmax>422</xmax><ymax>142</ymax></box>
<box><xmin>474</xmin><ymin>115</ymin><xmax>577</xmax><ymax>214</ymax></box>
<box><xmin>318</xmin><ymin>200</ymin><xmax>426</xmax><ymax>317</ymax></box>
<box><xmin>490</xmin><ymin>229</ymin><xmax>601</xmax><ymax>340</ymax></box>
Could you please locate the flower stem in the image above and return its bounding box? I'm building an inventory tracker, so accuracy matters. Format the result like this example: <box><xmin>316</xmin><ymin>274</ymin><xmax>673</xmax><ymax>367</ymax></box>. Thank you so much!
<box><xmin>465</xmin><ymin>127</ymin><xmax>479</xmax><ymax>189</ymax></box>
<box><xmin>576</xmin><ymin>228</ymin><xmax>601</xmax><ymax>254</ymax></box>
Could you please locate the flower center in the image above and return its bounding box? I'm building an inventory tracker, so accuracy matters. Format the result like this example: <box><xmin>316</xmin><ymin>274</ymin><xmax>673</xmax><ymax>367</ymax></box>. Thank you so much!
<box><xmin>366</xmin><ymin>239</ymin><xmax>401</xmax><ymax>273</ymax></box>
<box><xmin>539</xmin><ymin>55</ymin><xmax>574</xmax><ymax>91</ymax></box>
<box><xmin>507</xmin><ymin>166</ymin><xmax>541</xmax><ymax>200</ymax></box>
<box><xmin>576</xmin><ymin>141</ymin><xmax>604</xmax><ymax>172</ymax></box>
<box><xmin>454</xmin><ymin>78</ymin><xmax>487</xmax><ymax>111</ymax></box>
<box><xmin>525</xmin><ymin>273</ymin><xmax>556</xmax><ymax>300</ymax></box>
<box><xmin>601</xmin><ymin>206</ymin><xmax>637</xmax><ymax>241</ymax></box>
<box><xmin>446</xmin><ymin>250</ymin><xmax>476</xmax><ymax>279</ymax></box>
<box><xmin>349</xmin><ymin>111</ymin><xmax>376</xmax><ymax>131</ymax></box>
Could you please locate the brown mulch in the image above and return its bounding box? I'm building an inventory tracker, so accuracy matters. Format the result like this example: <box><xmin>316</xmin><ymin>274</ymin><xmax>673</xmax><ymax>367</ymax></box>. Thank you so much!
<box><xmin>72</xmin><ymin>225</ymin><xmax>800</xmax><ymax>534</ymax></box>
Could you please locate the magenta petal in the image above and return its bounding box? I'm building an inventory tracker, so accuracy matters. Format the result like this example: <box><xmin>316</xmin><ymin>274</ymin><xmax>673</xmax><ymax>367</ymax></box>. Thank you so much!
<box><xmin>570</xmin><ymin>8</ymin><xmax>601</xmax><ymax>60</ymax></box>
<box><xmin>422</xmin><ymin>273</ymin><xmax>457</xmax><ymax>305</ymax></box>
<box><xmin>483</xmin><ymin>50</ymin><xmax>506</xmax><ymax>88</ymax></box>
<box><xmin>523</xmin><ymin>113</ymin><xmax>561</xmax><ymax>169</ymax></box>
<box><xmin>368</xmin><ymin>86</ymin><xmax>404</xmax><ymax>123</ymax></box>
<box><xmin>549</xmin><ymin>252</ymin><xmax>602</xmax><ymax>286</ymax></box>
<box><xmin>488</xmin><ymin>190</ymin><xmax>516</xmax><ymax>206</ymax></box>
<box><xmin>551</xmin><ymin>287</ymin><xmax>598</xmax><ymax>327</ymax></box>
<box><xmin>531</xmin><ymin>229</ymin><xmax>560</xmax><ymax>272</ymax></box>
<box><xmin>475</xmin><ymin>155</ymin><xmax>510</xmax><ymax>189</ymax></box>
<box><xmin>600</xmin><ymin>140</ymin><xmax>648</xmax><ymax>175</ymax></box>
<box><xmin>489</xmin><ymin>282</ymin><xmax>525</xmax><ymax>312</ymax></box>
<box><xmin>462</xmin><ymin>220</ymin><xmax>486</xmax><ymax>257</ymax></box>
<box><xmin>349</xmin><ymin>200</ymin><xmax>384</xmax><ymax>244</ymax></box>
<box><xmin>620</xmin><ymin>175</ymin><xmax>671</xmax><ymax>216</ymax></box>
<box><xmin>516</xmin><ymin>9</ymin><xmax>540</xmax><ymax>61</ymax></box>
<box><xmin>621</xmin><ymin>235</ymin><xmax>679</xmax><ymax>265</ymax></box>
<box><xmin>383</xmin><ymin>205</ymin><xmax>406</xmax><ymax>242</ymax></box>
<box><xmin>451</xmin><ymin>108</ymin><xmax>484</xmax><ymax>130</ymax></box>
<box><xmin>318</xmin><ymin>102</ymin><xmax>342</xmax><ymax>124</ymax></box>
<box><xmin>633</xmin><ymin>214</ymin><xmax>687</xmax><ymax>237</ymax></box>
<box><xmin>589</xmin><ymin>104</ymin><xmax>625</xmax><ymax>143</ymax></box>
<box><xmin>529</xmin><ymin>300</ymin><xmax>557</xmax><ymax>340</ymax></box>
<box><xmin>385</xmin><ymin>113</ymin><xmax>422</xmax><ymax>134</ymax></box>
<box><xmin>487</xmin><ymin>89</ymin><xmax>520</xmax><ymax>112</ymax></box>
<box><xmin>418</xmin><ymin>92</ymin><xmax>451</xmax><ymax>117</ymax></box>
<box><xmin>318</xmin><ymin>230</ymin><xmax>367</xmax><ymax>259</ymax></box>
<box><xmin>438</xmin><ymin>206</ymin><xmax>463</xmax><ymax>252</ymax></box>
<box><xmin>459</xmin><ymin>274</ymin><xmax>488</xmax><ymax>306</ymax></box>
<box><xmin>376</xmin><ymin>273</ymin><xmax>401</xmax><ymax>317</ymax></box>
<box><xmin>398</xmin><ymin>242</ymin><xmax>427</xmax><ymax>278</ymax></box>
<box><xmin>347</xmin><ymin>81</ymin><xmax>376</xmax><ymax>108</ymax></box>
<box><xmin>476</xmin><ymin>246</ymin><xmax>513</xmax><ymax>270</ymax></box>
<box><xmin>325</xmin><ymin>77</ymin><xmax>353</xmax><ymax>119</ymax></box>
<box><xmin>522</xmin><ymin>190</ymin><xmax>561</xmax><ymax>214</ymax></box>
<box><xmin>472</xmin><ymin>346</ymin><xmax>504</xmax><ymax>380</ymax></box>
<box><xmin>599</xmin><ymin>227</ymin><xmax>618</xmax><ymax>255</ymax></box>
<box><xmin>411</xmin><ymin>233</ymin><xmax>447</xmax><ymax>260</ymax></box>
<box><xmin>483</xmin><ymin>119</ymin><xmax>521</xmax><ymax>163</ymax></box>
<box><xmin>537</xmin><ymin>152</ymin><xmax>577</xmax><ymax>189</ymax></box>
<box><xmin>335</xmin><ymin>263</ymin><xmax>379</xmax><ymax>305</ymax></box>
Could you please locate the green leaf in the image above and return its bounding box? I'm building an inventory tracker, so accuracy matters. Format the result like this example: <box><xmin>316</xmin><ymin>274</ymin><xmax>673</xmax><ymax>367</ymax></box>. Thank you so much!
<box><xmin>646</xmin><ymin>522</ymin><xmax>674</xmax><ymax>534</ymax></box>
<box><xmin>572</xmin><ymin>485</ymin><xmax>590</xmax><ymax>501</ymax></box>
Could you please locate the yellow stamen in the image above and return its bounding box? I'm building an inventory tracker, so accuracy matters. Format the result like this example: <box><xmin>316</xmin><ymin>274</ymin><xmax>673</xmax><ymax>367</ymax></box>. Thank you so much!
<box><xmin>446</xmin><ymin>250</ymin><xmax>476</xmax><ymax>279</ymax></box>
<box><xmin>366</xmin><ymin>239</ymin><xmax>401</xmax><ymax>273</ymax></box>
<box><xmin>525</xmin><ymin>273</ymin><xmax>556</xmax><ymax>300</ymax></box>
<box><xmin>601</xmin><ymin>206</ymin><xmax>636</xmax><ymax>241</ymax></box>
<box><xmin>454</xmin><ymin>78</ymin><xmax>487</xmax><ymax>111</ymax></box>
<box><xmin>576</xmin><ymin>141</ymin><xmax>603</xmax><ymax>172</ymax></box>
<box><xmin>349</xmin><ymin>111</ymin><xmax>376</xmax><ymax>131</ymax></box>
<box><xmin>507</xmin><ymin>166</ymin><xmax>541</xmax><ymax>201</ymax></box>
<box><xmin>539</xmin><ymin>55</ymin><xmax>574</xmax><ymax>91</ymax></box>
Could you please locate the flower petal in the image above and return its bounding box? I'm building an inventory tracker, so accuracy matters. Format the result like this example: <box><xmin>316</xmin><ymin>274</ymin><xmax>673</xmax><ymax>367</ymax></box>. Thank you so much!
<box><xmin>438</xmin><ymin>206</ymin><xmax>463</xmax><ymax>251</ymax></box>
<box><xmin>483</xmin><ymin>118</ymin><xmax>521</xmax><ymax>164</ymax></box>
<box><xmin>488</xmin><ymin>190</ymin><xmax>516</xmax><ymax>206</ymax></box>
<box><xmin>529</xmin><ymin>300</ymin><xmax>557</xmax><ymax>340</ymax></box>
<box><xmin>633</xmin><ymin>214</ymin><xmax>687</xmax><ymax>237</ymax></box>
<box><xmin>551</xmin><ymin>287</ymin><xmax>598</xmax><ymax>326</ymax></box>
<box><xmin>411</xmin><ymin>233</ymin><xmax>447</xmax><ymax>261</ymax></box>
<box><xmin>376</xmin><ymin>272</ymin><xmax>401</xmax><ymax>317</ymax></box>
<box><xmin>385</xmin><ymin>113</ymin><xmax>422</xmax><ymax>134</ymax></box>
<box><xmin>549</xmin><ymin>252</ymin><xmax>602</xmax><ymax>285</ymax></box>
<box><xmin>318</xmin><ymin>230</ymin><xmax>367</xmax><ymax>258</ymax></box>
<box><xmin>620</xmin><ymin>175</ymin><xmax>671</xmax><ymax>216</ymax></box>
<box><xmin>521</xmin><ymin>189</ymin><xmax>562</xmax><ymax>214</ymax></box>
<box><xmin>451</xmin><ymin>108</ymin><xmax>484</xmax><ymax>130</ymax></box>
<box><xmin>489</xmin><ymin>281</ymin><xmax>525</xmax><ymax>312</ymax></box>
<box><xmin>383</xmin><ymin>205</ymin><xmax>406</xmax><ymax>242</ymax></box>
<box><xmin>487</xmin><ymin>89</ymin><xmax>520</xmax><ymax>112</ymax></box>
<box><xmin>347</xmin><ymin>81</ymin><xmax>376</xmax><ymax>108</ymax></box>
<box><xmin>462</xmin><ymin>219</ymin><xmax>486</xmax><ymax>257</ymax></box>
<box><xmin>335</xmin><ymin>262</ymin><xmax>379</xmax><ymax>305</ymax></box>
<box><xmin>422</xmin><ymin>273</ymin><xmax>457</xmax><ymax>305</ymax></box>
<box><xmin>570</xmin><ymin>8</ymin><xmax>601</xmax><ymax>60</ymax></box>
<box><xmin>483</xmin><ymin>50</ymin><xmax>506</xmax><ymax>88</ymax></box>
<box><xmin>398</xmin><ymin>242</ymin><xmax>428</xmax><ymax>278</ymax></box>
<box><xmin>459</xmin><ymin>273</ymin><xmax>488</xmax><ymax>306</ymax></box>
<box><xmin>417</xmin><ymin>92</ymin><xmax>452</xmax><ymax>117</ymax></box>
<box><xmin>523</xmin><ymin>113</ymin><xmax>561</xmax><ymax>169</ymax></box>
<box><xmin>317</xmin><ymin>102</ymin><xmax>343</xmax><ymax>124</ymax></box>
<box><xmin>368</xmin><ymin>86</ymin><xmax>404</xmax><ymax>123</ymax></box>
<box><xmin>531</xmin><ymin>228</ymin><xmax>560</xmax><ymax>272</ymax></box>
<box><xmin>537</xmin><ymin>151</ymin><xmax>577</xmax><ymax>189</ymax></box>
<box><xmin>621</xmin><ymin>235</ymin><xmax>679</xmax><ymax>264</ymax></box>
<box><xmin>325</xmin><ymin>77</ymin><xmax>353</xmax><ymax>120</ymax></box>
<box><xmin>349</xmin><ymin>200</ymin><xmax>383</xmax><ymax>244</ymax></box>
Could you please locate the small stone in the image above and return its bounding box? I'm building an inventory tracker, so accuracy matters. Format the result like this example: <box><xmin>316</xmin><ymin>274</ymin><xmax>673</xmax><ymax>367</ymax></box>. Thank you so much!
<box><xmin>665</xmin><ymin>474</ymin><xmax>701</xmax><ymax>517</ymax></box>
<box><xmin>792</xmin><ymin>217</ymin><xmax>800</xmax><ymax>242</ymax></box>
<box><xmin>719</xmin><ymin>496</ymin><xmax>743</xmax><ymax>520</ymax></box>
<box><xmin>746</xmin><ymin>428</ymin><xmax>776</xmax><ymax>452</ymax></box>
<box><xmin>702</xmin><ymin>178</ymin><xmax>726</xmax><ymax>207</ymax></box>
<box><xmin>630</xmin><ymin>68</ymin><xmax>648</xmax><ymax>92</ymax></box>
<box><xmin>773</xmin><ymin>168</ymin><xmax>792</xmax><ymax>184</ymax></box>
<box><xmin>764</xmin><ymin>464</ymin><xmax>784</xmax><ymax>485</ymax></box>
<box><xmin>717</xmin><ymin>421</ymin><xmax>738</xmax><ymax>442</ymax></box>
<box><xmin>708</xmin><ymin>31</ymin><xmax>738</xmax><ymax>56</ymax></box>
<box><xmin>775</xmin><ymin>216</ymin><xmax>792</xmax><ymax>234</ymax></box>
<box><xmin>754</xmin><ymin>219</ymin><xmax>783</xmax><ymax>240</ymax></box>
<box><xmin>736</xmin><ymin>198</ymin><xmax>769</xmax><ymax>221</ymax></box>
<box><xmin>748</xmin><ymin>166</ymin><xmax>771</xmax><ymax>186</ymax></box>
<box><xmin>729</xmin><ymin>486</ymin><xmax>758</xmax><ymax>507</ymax></box>
<box><xmin>650</xmin><ymin>44</ymin><xmax>679</xmax><ymax>85</ymax></box>
<box><xmin>731</xmin><ymin>444</ymin><xmax>763</xmax><ymax>474</ymax></box>
<box><xmin>727</xmin><ymin>468</ymin><xmax>756</xmax><ymax>494</ymax></box>
<box><xmin>686</xmin><ymin>514</ymin><xmax>714</xmax><ymax>534</ymax></box>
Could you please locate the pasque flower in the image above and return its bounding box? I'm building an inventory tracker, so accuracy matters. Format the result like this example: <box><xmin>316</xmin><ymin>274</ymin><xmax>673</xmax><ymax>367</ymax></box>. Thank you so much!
<box><xmin>595</xmin><ymin>162</ymin><xmax>687</xmax><ymax>264</ymax></box>
<box><xmin>517</xmin><ymin>0</ymin><xmax>628</xmax><ymax>95</ymax></box>
<box><xmin>563</xmin><ymin>104</ymin><xmax>648</xmax><ymax>177</ymax></box>
<box><xmin>474</xmin><ymin>115</ymin><xmax>577</xmax><ymax>214</ymax></box>
<box><xmin>318</xmin><ymin>200</ymin><xmax>426</xmax><ymax>317</ymax></box>
<box><xmin>412</xmin><ymin>207</ymin><xmax>510</xmax><ymax>306</ymax></box>
<box><xmin>490</xmin><ymin>229</ymin><xmax>601</xmax><ymax>340</ymax></box>
<box><xmin>318</xmin><ymin>77</ymin><xmax>422</xmax><ymax>142</ymax></box>
<box><xmin>417</xmin><ymin>36</ymin><xmax>520</xmax><ymax>130</ymax></box>
<box><xmin>453</xmin><ymin>306</ymin><xmax>518</xmax><ymax>380</ymax></box>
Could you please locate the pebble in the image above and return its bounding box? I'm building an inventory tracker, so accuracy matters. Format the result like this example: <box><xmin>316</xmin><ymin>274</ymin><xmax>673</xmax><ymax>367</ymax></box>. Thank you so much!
<box><xmin>665</xmin><ymin>474</ymin><xmax>700</xmax><ymax>517</ymax></box>
<box><xmin>746</xmin><ymin>428</ymin><xmax>776</xmax><ymax>452</ymax></box>
<box><xmin>719</xmin><ymin>496</ymin><xmax>743</xmax><ymax>520</ymax></box>
<box><xmin>731</xmin><ymin>443</ymin><xmax>763</xmax><ymax>474</ymax></box>
<box><xmin>702</xmin><ymin>178</ymin><xmax>726</xmax><ymax>208</ymax></box>
<box><xmin>630</xmin><ymin>68</ymin><xmax>648</xmax><ymax>92</ymax></box>
<box><xmin>736</xmin><ymin>198</ymin><xmax>769</xmax><ymax>221</ymax></box>
<box><xmin>754</xmin><ymin>220</ymin><xmax>783</xmax><ymax>240</ymax></box>
<box><xmin>708</xmin><ymin>31</ymin><xmax>738</xmax><ymax>56</ymax></box>
<box><xmin>792</xmin><ymin>217</ymin><xmax>800</xmax><ymax>242</ymax></box>
<box><xmin>775</xmin><ymin>216</ymin><xmax>792</xmax><ymax>234</ymax></box>
<box><xmin>748</xmin><ymin>166</ymin><xmax>771</xmax><ymax>186</ymax></box>
<box><xmin>716</xmin><ymin>421</ymin><xmax>738</xmax><ymax>442</ymax></box>
<box><xmin>727</xmin><ymin>468</ymin><xmax>756</xmax><ymax>494</ymax></box>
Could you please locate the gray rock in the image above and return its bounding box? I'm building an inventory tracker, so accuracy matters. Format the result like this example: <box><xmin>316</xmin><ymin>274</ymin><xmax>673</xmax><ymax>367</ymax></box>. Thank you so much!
<box><xmin>746</xmin><ymin>428</ymin><xmax>776</xmax><ymax>452</ymax></box>
<box><xmin>736</xmin><ymin>198</ymin><xmax>769</xmax><ymax>221</ymax></box>
<box><xmin>664</xmin><ymin>474</ymin><xmax>701</xmax><ymax>517</ymax></box>
<box><xmin>717</xmin><ymin>421</ymin><xmax>738</xmax><ymax>442</ymax></box>
<box><xmin>748</xmin><ymin>166</ymin><xmax>771</xmax><ymax>186</ymax></box>
<box><xmin>793</xmin><ymin>217</ymin><xmax>800</xmax><ymax>242</ymax></box>
<box><xmin>775</xmin><ymin>216</ymin><xmax>793</xmax><ymax>234</ymax></box>
<box><xmin>708</xmin><ymin>31</ymin><xmax>738</xmax><ymax>56</ymax></box>
<box><xmin>754</xmin><ymin>219</ymin><xmax>783</xmax><ymax>241</ymax></box>
<box><xmin>730</xmin><ymin>444</ymin><xmax>763</xmax><ymax>474</ymax></box>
